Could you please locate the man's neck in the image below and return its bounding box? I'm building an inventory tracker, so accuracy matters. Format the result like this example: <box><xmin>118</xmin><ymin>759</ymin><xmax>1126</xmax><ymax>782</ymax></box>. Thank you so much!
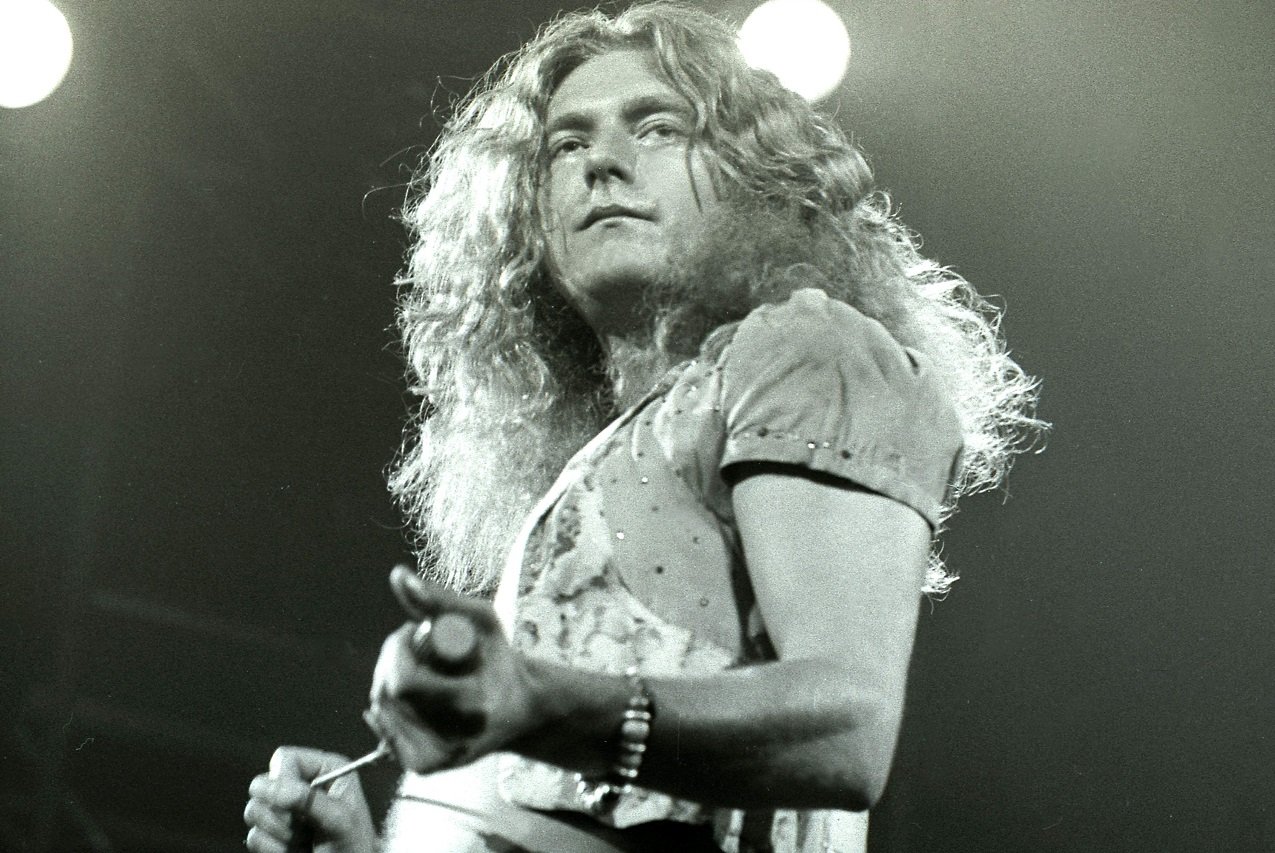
<box><xmin>602</xmin><ymin>332</ymin><xmax>674</xmax><ymax>414</ymax></box>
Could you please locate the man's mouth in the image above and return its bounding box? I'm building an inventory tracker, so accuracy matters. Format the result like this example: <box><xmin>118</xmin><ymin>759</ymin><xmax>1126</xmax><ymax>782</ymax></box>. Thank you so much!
<box><xmin>580</xmin><ymin>204</ymin><xmax>653</xmax><ymax>230</ymax></box>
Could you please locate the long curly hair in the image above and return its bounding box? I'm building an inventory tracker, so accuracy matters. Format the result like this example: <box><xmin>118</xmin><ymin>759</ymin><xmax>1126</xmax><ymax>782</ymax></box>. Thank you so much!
<box><xmin>390</xmin><ymin>2</ymin><xmax>1045</xmax><ymax>596</ymax></box>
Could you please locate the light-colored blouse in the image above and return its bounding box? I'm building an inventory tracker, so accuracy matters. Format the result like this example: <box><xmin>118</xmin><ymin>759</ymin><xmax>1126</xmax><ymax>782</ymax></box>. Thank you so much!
<box><xmin>491</xmin><ymin>288</ymin><xmax>964</xmax><ymax>853</ymax></box>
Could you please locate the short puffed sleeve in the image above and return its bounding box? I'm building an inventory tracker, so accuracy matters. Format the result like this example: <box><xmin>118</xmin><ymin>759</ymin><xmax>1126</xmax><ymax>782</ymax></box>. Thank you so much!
<box><xmin>718</xmin><ymin>288</ymin><xmax>964</xmax><ymax>529</ymax></box>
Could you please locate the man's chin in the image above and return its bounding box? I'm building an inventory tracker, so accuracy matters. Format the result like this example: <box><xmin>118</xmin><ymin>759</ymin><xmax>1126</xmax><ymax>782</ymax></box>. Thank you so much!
<box><xmin>580</xmin><ymin>256</ymin><xmax>666</xmax><ymax>288</ymax></box>
<box><xmin>561</xmin><ymin>267</ymin><xmax>665</xmax><ymax>329</ymax></box>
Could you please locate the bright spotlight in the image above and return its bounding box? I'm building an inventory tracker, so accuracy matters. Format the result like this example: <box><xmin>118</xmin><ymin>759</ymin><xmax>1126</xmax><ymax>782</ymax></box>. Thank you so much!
<box><xmin>738</xmin><ymin>0</ymin><xmax>851</xmax><ymax>102</ymax></box>
<box><xmin>0</xmin><ymin>0</ymin><xmax>74</xmax><ymax>109</ymax></box>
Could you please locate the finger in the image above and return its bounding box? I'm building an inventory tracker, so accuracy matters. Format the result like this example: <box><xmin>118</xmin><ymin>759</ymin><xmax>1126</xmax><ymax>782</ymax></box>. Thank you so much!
<box><xmin>371</xmin><ymin>623</ymin><xmax>423</xmax><ymax>703</ymax></box>
<box><xmin>393</xmin><ymin>693</ymin><xmax>488</xmax><ymax>740</ymax></box>
<box><xmin>389</xmin><ymin>565</ymin><xmax>498</xmax><ymax>630</ymax></box>
<box><xmin>299</xmin><ymin>787</ymin><xmax>369</xmax><ymax>837</ymax></box>
<box><xmin>367</xmin><ymin>696</ymin><xmax>470</xmax><ymax>773</ymax></box>
<box><xmin>371</xmin><ymin>626</ymin><xmax>485</xmax><ymax>715</ymax></box>
<box><xmin>243</xmin><ymin>797</ymin><xmax>293</xmax><ymax>839</ymax></box>
<box><xmin>245</xmin><ymin>825</ymin><xmax>289</xmax><ymax>853</ymax></box>
<box><xmin>323</xmin><ymin>763</ymin><xmax>371</xmax><ymax>803</ymax></box>
<box><xmin>250</xmin><ymin>777</ymin><xmax>362</xmax><ymax>842</ymax></box>
<box><xmin>389</xmin><ymin>564</ymin><xmax>434</xmax><ymax>620</ymax></box>
<box><xmin>249</xmin><ymin>774</ymin><xmax>312</xmax><ymax>812</ymax></box>
<box><xmin>268</xmin><ymin>746</ymin><xmax>352</xmax><ymax>785</ymax></box>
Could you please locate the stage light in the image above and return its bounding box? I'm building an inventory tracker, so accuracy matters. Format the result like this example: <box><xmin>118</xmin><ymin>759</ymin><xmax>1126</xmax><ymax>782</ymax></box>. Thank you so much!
<box><xmin>738</xmin><ymin>0</ymin><xmax>851</xmax><ymax>102</ymax></box>
<box><xmin>0</xmin><ymin>0</ymin><xmax>74</xmax><ymax>108</ymax></box>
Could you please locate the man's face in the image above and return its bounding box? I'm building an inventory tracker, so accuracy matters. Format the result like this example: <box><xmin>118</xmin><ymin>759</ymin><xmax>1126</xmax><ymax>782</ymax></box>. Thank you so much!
<box><xmin>539</xmin><ymin>50</ymin><xmax>720</xmax><ymax>335</ymax></box>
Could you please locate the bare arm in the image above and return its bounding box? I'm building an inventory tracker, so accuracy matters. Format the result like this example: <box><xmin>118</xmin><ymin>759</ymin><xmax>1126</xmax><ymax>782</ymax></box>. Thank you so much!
<box><xmin>373</xmin><ymin>465</ymin><xmax>930</xmax><ymax>812</ymax></box>
<box><xmin>506</xmin><ymin>466</ymin><xmax>930</xmax><ymax>810</ymax></box>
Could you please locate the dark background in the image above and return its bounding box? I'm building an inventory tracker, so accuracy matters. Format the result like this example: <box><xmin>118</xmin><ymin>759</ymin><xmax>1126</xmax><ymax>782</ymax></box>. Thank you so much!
<box><xmin>2</xmin><ymin>0</ymin><xmax>1271</xmax><ymax>850</ymax></box>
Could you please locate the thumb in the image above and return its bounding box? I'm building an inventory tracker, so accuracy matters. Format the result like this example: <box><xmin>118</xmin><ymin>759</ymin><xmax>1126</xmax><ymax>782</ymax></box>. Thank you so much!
<box><xmin>388</xmin><ymin>565</ymin><xmax>499</xmax><ymax>631</ymax></box>
<box><xmin>389</xmin><ymin>564</ymin><xmax>435</xmax><ymax>620</ymax></box>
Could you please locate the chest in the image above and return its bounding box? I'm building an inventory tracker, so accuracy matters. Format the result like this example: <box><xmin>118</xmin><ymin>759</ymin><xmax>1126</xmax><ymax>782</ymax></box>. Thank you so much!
<box><xmin>517</xmin><ymin>375</ymin><xmax>760</xmax><ymax>658</ymax></box>
<box><xmin>587</xmin><ymin>431</ymin><xmax>748</xmax><ymax>654</ymax></box>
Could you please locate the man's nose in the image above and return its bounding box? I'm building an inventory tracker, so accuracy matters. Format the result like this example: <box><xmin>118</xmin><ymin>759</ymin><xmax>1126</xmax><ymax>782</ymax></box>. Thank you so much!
<box><xmin>585</xmin><ymin>131</ymin><xmax>635</xmax><ymax>187</ymax></box>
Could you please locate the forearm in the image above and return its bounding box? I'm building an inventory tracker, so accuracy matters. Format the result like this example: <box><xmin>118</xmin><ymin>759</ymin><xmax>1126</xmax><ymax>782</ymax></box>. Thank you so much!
<box><xmin>509</xmin><ymin>654</ymin><xmax>902</xmax><ymax>812</ymax></box>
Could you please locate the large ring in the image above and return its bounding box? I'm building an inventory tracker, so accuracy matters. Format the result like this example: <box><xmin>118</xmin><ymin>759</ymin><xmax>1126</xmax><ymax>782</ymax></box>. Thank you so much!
<box><xmin>407</xmin><ymin>613</ymin><xmax>480</xmax><ymax>675</ymax></box>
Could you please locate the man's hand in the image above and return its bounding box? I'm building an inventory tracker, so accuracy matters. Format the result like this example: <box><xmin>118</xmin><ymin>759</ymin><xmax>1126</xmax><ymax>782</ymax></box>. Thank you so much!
<box><xmin>244</xmin><ymin>747</ymin><xmax>377</xmax><ymax>853</ymax></box>
<box><xmin>365</xmin><ymin>566</ymin><xmax>542</xmax><ymax>774</ymax></box>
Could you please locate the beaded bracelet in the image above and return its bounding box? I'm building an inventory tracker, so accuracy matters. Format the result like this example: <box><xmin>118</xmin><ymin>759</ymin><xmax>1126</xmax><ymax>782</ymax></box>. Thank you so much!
<box><xmin>576</xmin><ymin>665</ymin><xmax>654</xmax><ymax>816</ymax></box>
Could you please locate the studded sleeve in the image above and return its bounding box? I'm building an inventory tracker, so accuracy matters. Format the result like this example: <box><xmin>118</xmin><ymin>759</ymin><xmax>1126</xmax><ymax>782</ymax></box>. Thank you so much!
<box><xmin>717</xmin><ymin>288</ymin><xmax>964</xmax><ymax>530</ymax></box>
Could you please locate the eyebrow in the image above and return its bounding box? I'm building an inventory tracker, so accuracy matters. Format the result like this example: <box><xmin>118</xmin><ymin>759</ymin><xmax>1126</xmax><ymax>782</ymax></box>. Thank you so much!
<box><xmin>545</xmin><ymin>94</ymin><xmax>693</xmax><ymax>135</ymax></box>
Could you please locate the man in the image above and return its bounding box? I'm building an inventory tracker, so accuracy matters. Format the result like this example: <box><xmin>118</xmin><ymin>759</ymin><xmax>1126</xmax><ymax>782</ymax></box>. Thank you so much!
<box><xmin>245</xmin><ymin>4</ymin><xmax>1042</xmax><ymax>852</ymax></box>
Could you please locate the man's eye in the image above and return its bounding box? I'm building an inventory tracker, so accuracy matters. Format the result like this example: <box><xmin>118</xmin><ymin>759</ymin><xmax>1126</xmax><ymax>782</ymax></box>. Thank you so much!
<box><xmin>640</xmin><ymin>122</ymin><xmax>684</xmax><ymax>142</ymax></box>
<box><xmin>550</xmin><ymin>138</ymin><xmax>584</xmax><ymax>158</ymax></box>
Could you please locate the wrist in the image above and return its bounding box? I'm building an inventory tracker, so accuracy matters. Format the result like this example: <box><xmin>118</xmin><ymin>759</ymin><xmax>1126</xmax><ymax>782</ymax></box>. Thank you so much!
<box><xmin>506</xmin><ymin>655</ymin><xmax>591</xmax><ymax>771</ymax></box>
<box><xmin>506</xmin><ymin>656</ymin><xmax>640</xmax><ymax>780</ymax></box>
<box><xmin>575</xmin><ymin>665</ymin><xmax>654</xmax><ymax>816</ymax></box>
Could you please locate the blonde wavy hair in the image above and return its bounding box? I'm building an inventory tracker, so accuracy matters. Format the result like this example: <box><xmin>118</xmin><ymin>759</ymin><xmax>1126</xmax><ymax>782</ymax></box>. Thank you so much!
<box><xmin>390</xmin><ymin>2</ymin><xmax>1045</xmax><ymax>596</ymax></box>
